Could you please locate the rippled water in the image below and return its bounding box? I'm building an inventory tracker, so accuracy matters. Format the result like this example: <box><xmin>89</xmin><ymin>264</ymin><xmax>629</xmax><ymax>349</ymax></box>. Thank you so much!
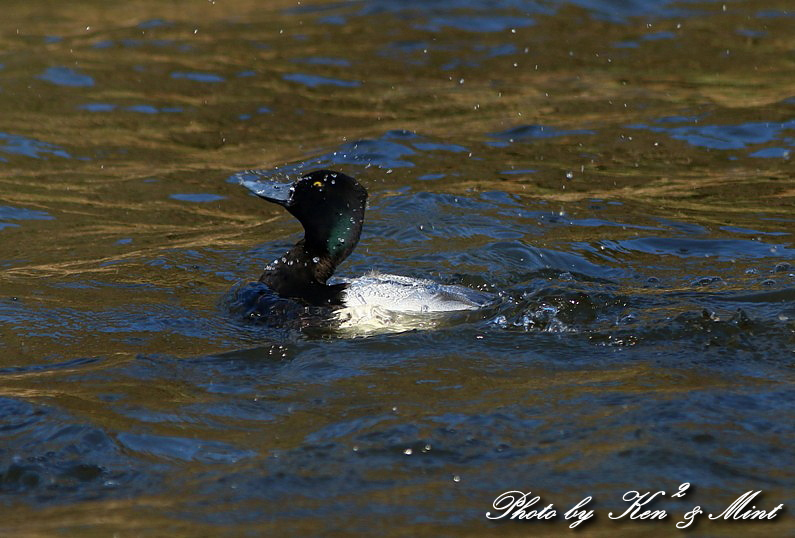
<box><xmin>1</xmin><ymin>0</ymin><xmax>793</xmax><ymax>535</ymax></box>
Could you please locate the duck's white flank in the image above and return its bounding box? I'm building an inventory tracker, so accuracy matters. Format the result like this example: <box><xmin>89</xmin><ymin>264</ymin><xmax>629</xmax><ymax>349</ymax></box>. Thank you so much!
<box><xmin>332</xmin><ymin>272</ymin><xmax>493</xmax><ymax>334</ymax></box>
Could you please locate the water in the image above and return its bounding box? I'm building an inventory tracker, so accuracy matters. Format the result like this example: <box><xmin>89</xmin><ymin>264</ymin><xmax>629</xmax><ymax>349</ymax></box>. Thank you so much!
<box><xmin>1</xmin><ymin>0</ymin><xmax>794</xmax><ymax>535</ymax></box>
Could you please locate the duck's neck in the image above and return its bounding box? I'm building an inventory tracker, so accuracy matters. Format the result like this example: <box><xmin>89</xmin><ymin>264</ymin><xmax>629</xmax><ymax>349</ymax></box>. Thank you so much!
<box><xmin>259</xmin><ymin>239</ymin><xmax>347</xmax><ymax>306</ymax></box>
<box><xmin>260</xmin><ymin>201</ymin><xmax>365</xmax><ymax>306</ymax></box>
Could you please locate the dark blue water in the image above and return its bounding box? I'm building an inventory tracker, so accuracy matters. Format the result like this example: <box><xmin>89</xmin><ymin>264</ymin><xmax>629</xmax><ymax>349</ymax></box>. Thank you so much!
<box><xmin>1</xmin><ymin>0</ymin><xmax>793</xmax><ymax>535</ymax></box>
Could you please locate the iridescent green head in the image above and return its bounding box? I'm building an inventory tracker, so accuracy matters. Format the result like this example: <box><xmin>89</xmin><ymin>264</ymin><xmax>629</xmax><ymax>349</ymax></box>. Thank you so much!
<box><xmin>244</xmin><ymin>169</ymin><xmax>367</xmax><ymax>264</ymax></box>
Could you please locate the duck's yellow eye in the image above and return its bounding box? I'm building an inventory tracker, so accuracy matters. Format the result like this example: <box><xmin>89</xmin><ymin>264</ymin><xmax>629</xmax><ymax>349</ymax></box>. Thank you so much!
<box><xmin>313</xmin><ymin>181</ymin><xmax>323</xmax><ymax>188</ymax></box>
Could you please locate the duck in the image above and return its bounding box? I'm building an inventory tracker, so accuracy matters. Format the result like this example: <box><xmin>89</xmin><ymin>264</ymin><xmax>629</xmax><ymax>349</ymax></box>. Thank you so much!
<box><xmin>239</xmin><ymin>169</ymin><xmax>494</xmax><ymax>329</ymax></box>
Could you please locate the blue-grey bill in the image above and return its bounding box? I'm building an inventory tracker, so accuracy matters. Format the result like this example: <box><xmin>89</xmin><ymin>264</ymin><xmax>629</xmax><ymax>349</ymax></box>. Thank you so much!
<box><xmin>240</xmin><ymin>179</ymin><xmax>294</xmax><ymax>205</ymax></box>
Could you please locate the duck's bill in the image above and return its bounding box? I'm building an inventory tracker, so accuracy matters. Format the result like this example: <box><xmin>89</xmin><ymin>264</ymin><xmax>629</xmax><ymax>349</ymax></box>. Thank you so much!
<box><xmin>241</xmin><ymin>179</ymin><xmax>294</xmax><ymax>206</ymax></box>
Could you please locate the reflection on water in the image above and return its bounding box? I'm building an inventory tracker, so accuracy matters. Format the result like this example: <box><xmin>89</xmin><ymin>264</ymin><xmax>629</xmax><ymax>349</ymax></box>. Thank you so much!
<box><xmin>37</xmin><ymin>66</ymin><xmax>95</xmax><ymax>87</ymax></box>
<box><xmin>631</xmin><ymin>118</ymin><xmax>795</xmax><ymax>151</ymax></box>
<box><xmin>1</xmin><ymin>0</ymin><xmax>794</xmax><ymax>535</ymax></box>
<box><xmin>0</xmin><ymin>133</ymin><xmax>72</xmax><ymax>160</ymax></box>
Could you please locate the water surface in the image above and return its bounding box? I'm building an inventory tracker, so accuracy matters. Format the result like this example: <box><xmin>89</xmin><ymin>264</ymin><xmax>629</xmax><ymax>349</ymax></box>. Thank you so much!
<box><xmin>1</xmin><ymin>0</ymin><xmax>793</xmax><ymax>535</ymax></box>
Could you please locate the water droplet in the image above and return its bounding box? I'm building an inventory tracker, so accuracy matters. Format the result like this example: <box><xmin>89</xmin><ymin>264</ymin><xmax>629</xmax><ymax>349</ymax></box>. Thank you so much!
<box><xmin>453</xmin><ymin>475</ymin><xmax>461</xmax><ymax>482</ymax></box>
<box><xmin>403</xmin><ymin>448</ymin><xmax>412</xmax><ymax>455</ymax></box>
<box><xmin>312</xmin><ymin>256</ymin><xmax>320</xmax><ymax>263</ymax></box>
<box><xmin>565</xmin><ymin>171</ymin><xmax>574</xmax><ymax>180</ymax></box>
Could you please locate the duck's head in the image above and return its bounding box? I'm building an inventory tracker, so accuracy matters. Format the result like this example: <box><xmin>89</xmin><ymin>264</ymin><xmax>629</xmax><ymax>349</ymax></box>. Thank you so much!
<box><xmin>245</xmin><ymin>170</ymin><xmax>367</xmax><ymax>263</ymax></box>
